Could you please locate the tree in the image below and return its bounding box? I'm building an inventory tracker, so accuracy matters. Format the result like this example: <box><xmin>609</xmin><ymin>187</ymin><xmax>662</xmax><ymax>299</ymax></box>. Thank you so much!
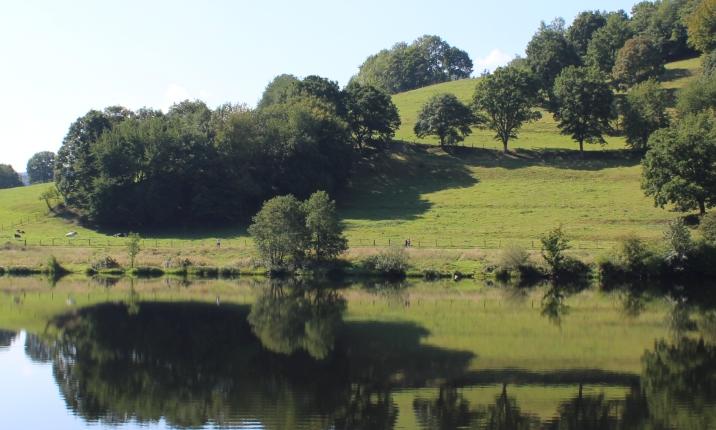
<box><xmin>552</xmin><ymin>66</ymin><xmax>614</xmax><ymax>153</ymax></box>
<box><xmin>631</xmin><ymin>0</ymin><xmax>694</xmax><ymax>60</ymax></box>
<box><xmin>677</xmin><ymin>67</ymin><xmax>716</xmax><ymax>115</ymax></box>
<box><xmin>257</xmin><ymin>74</ymin><xmax>300</xmax><ymax>109</ymax></box>
<box><xmin>248</xmin><ymin>195</ymin><xmax>309</xmax><ymax>269</ymax></box>
<box><xmin>126</xmin><ymin>233</ymin><xmax>141</xmax><ymax>268</ymax></box>
<box><xmin>586</xmin><ymin>11</ymin><xmax>634</xmax><ymax>74</ymax></box>
<box><xmin>26</xmin><ymin>151</ymin><xmax>56</xmax><ymax>184</ymax></box>
<box><xmin>414</xmin><ymin>93</ymin><xmax>475</xmax><ymax>146</ymax></box>
<box><xmin>701</xmin><ymin>212</ymin><xmax>716</xmax><ymax>243</ymax></box>
<box><xmin>0</xmin><ymin>164</ymin><xmax>22</xmax><ymax>189</ymax></box>
<box><xmin>302</xmin><ymin>191</ymin><xmax>347</xmax><ymax>262</ymax></box>
<box><xmin>525</xmin><ymin>18</ymin><xmax>581</xmax><ymax>97</ymax></box>
<box><xmin>39</xmin><ymin>186</ymin><xmax>62</xmax><ymax>212</ymax></box>
<box><xmin>612</xmin><ymin>36</ymin><xmax>665</xmax><ymax>88</ymax></box>
<box><xmin>687</xmin><ymin>0</ymin><xmax>716</xmax><ymax>52</ymax></box>
<box><xmin>621</xmin><ymin>79</ymin><xmax>670</xmax><ymax>152</ymax></box>
<box><xmin>353</xmin><ymin>35</ymin><xmax>472</xmax><ymax>93</ymax></box>
<box><xmin>344</xmin><ymin>82</ymin><xmax>401</xmax><ymax>148</ymax></box>
<box><xmin>567</xmin><ymin>11</ymin><xmax>608</xmax><ymax>58</ymax></box>
<box><xmin>472</xmin><ymin>66</ymin><xmax>542</xmax><ymax>153</ymax></box>
<box><xmin>541</xmin><ymin>226</ymin><xmax>571</xmax><ymax>276</ymax></box>
<box><xmin>642</xmin><ymin>112</ymin><xmax>716</xmax><ymax>215</ymax></box>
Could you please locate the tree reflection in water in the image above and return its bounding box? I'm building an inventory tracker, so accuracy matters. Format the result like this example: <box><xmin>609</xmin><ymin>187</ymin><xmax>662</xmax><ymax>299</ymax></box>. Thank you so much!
<box><xmin>15</xmin><ymin>280</ymin><xmax>716</xmax><ymax>430</ymax></box>
<box><xmin>0</xmin><ymin>329</ymin><xmax>16</xmax><ymax>349</ymax></box>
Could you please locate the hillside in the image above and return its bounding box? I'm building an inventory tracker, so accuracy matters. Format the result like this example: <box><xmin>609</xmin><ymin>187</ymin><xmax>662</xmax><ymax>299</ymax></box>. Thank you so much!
<box><xmin>0</xmin><ymin>57</ymin><xmax>702</xmax><ymax>256</ymax></box>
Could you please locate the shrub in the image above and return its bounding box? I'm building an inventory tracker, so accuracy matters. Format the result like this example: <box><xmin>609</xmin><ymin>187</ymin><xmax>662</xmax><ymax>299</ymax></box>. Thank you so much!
<box><xmin>219</xmin><ymin>267</ymin><xmax>241</xmax><ymax>278</ymax></box>
<box><xmin>91</xmin><ymin>256</ymin><xmax>121</xmax><ymax>271</ymax></box>
<box><xmin>6</xmin><ymin>266</ymin><xmax>40</xmax><ymax>276</ymax></box>
<box><xmin>498</xmin><ymin>243</ymin><xmax>529</xmax><ymax>270</ymax></box>
<box><xmin>701</xmin><ymin>212</ymin><xmax>716</xmax><ymax>244</ymax></box>
<box><xmin>554</xmin><ymin>257</ymin><xmax>592</xmax><ymax>284</ymax></box>
<box><xmin>663</xmin><ymin>219</ymin><xmax>693</xmax><ymax>265</ymax></box>
<box><xmin>189</xmin><ymin>266</ymin><xmax>220</xmax><ymax>278</ymax></box>
<box><xmin>362</xmin><ymin>248</ymin><xmax>409</xmax><ymax>278</ymax></box>
<box><xmin>540</xmin><ymin>226</ymin><xmax>571</xmax><ymax>276</ymax></box>
<box><xmin>422</xmin><ymin>269</ymin><xmax>443</xmax><ymax>281</ymax></box>
<box><xmin>45</xmin><ymin>255</ymin><xmax>69</xmax><ymax>276</ymax></box>
<box><xmin>0</xmin><ymin>266</ymin><xmax>4</xmax><ymax>276</ymax></box>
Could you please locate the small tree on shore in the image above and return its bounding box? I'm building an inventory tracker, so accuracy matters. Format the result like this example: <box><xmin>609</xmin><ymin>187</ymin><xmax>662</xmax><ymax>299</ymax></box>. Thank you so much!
<box><xmin>127</xmin><ymin>233</ymin><xmax>141</xmax><ymax>268</ymax></box>
<box><xmin>540</xmin><ymin>226</ymin><xmax>571</xmax><ymax>276</ymax></box>
<box><xmin>303</xmin><ymin>191</ymin><xmax>347</xmax><ymax>262</ymax></box>
<box><xmin>249</xmin><ymin>195</ymin><xmax>309</xmax><ymax>269</ymax></box>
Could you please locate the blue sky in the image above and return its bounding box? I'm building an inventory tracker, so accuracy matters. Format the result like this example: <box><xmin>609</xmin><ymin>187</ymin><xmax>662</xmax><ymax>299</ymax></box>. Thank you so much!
<box><xmin>1</xmin><ymin>0</ymin><xmax>638</xmax><ymax>171</ymax></box>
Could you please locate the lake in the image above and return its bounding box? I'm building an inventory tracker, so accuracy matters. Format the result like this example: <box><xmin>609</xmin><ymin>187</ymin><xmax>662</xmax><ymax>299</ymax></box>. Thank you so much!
<box><xmin>0</xmin><ymin>276</ymin><xmax>714</xmax><ymax>429</ymax></box>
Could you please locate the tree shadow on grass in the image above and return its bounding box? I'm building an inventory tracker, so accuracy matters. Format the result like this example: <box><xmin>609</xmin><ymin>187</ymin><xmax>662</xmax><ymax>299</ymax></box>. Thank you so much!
<box><xmin>340</xmin><ymin>142</ymin><xmax>641</xmax><ymax>222</ymax></box>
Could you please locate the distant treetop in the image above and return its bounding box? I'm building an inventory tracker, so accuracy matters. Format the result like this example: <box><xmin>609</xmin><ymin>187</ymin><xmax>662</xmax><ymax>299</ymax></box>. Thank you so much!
<box><xmin>351</xmin><ymin>35</ymin><xmax>473</xmax><ymax>94</ymax></box>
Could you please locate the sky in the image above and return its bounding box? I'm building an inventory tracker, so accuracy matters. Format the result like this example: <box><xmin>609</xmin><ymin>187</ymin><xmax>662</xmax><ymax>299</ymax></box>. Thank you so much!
<box><xmin>0</xmin><ymin>0</ymin><xmax>639</xmax><ymax>172</ymax></box>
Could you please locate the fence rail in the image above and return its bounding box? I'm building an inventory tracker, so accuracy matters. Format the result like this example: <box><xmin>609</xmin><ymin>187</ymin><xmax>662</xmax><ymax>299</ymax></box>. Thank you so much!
<box><xmin>0</xmin><ymin>236</ymin><xmax>612</xmax><ymax>251</ymax></box>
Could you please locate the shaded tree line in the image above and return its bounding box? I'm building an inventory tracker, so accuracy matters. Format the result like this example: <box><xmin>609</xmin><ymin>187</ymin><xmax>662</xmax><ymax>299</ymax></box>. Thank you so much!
<box><xmin>54</xmin><ymin>76</ymin><xmax>400</xmax><ymax>228</ymax></box>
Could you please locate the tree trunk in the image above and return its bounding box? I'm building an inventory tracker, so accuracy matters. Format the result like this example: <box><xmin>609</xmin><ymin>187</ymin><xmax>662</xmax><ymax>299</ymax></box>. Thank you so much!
<box><xmin>502</xmin><ymin>139</ymin><xmax>508</xmax><ymax>154</ymax></box>
<box><xmin>579</xmin><ymin>140</ymin><xmax>584</xmax><ymax>154</ymax></box>
<box><xmin>439</xmin><ymin>135</ymin><xmax>445</xmax><ymax>147</ymax></box>
<box><xmin>700</xmin><ymin>200</ymin><xmax>706</xmax><ymax>216</ymax></box>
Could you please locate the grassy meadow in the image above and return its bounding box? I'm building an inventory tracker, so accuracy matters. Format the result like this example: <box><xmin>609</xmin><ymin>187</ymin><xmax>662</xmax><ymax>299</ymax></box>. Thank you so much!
<box><xmin>0</xmin><ymin>57</ymin><xmax>703</xmax><ymax>271</ymax></box>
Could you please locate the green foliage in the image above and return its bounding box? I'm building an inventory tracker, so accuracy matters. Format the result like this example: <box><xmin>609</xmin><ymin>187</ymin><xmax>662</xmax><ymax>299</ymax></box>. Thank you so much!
<box><xmin>55</xmin><ymin>95</ymin><xmax>352</xmax><ymax>227</ymax></box>
<box><xmin>612</xmin><ymin>36</ymin><xmax>665</xmax><ymax>88</ymax></box>
<box><xmin>257</xmin><ymin>74</ymin><xmax>300</xmax><ymax>109</ymax></box>
<box><xmin>344</xmin><ymin>82</ymin><xmax>401</xmax><ymax>148</ymax></box>
<box><xmin>663</xmin><ymin>218</ymin><xmax>694</xmax><ymax>260</ymax></box>
<box><xmin>525</xmin><ymin>18</ymin><xmax>581</xmax><ymax>96</ymax></box>
<box><xmin>540</xmin><ymin>226</ymin><xmax>571</xmax><ymax>275</ymax></box>
<box><xmin>621</xmin><ymin>79</ymin><xmax>670</xmax><ymax>152</ymax></box>
<box><xmin>567</xmin><ymin>11</ymin><xmax>608</xmax><ymax>57</ymax></box>
<box><xmin>552</xmin><ymin>66</ymin><xmax>614</xmax><ymax>152</ymax></box>
<box><xmin>91</xmin><ymin>256</ymin><xmax>121</xmax><ymax>271</ymax></box>
<box><xmin>472</xmin><ymin>66</ymin><xmax>541</xmax><ymax>152</ymax></box>
<box><xmin>642</xmin><ymin>112</ymin><xmax>716</xmax><ymax>215</ymax></box>
<box><xmin>631</xmin><ymin>0</ymin><xmax>694</xmax><ymax>60</ymax></box>
<box><xmin>303</xmin><ymin>191</ymin><xmax>347</xmax><ymax>262</ymax></box>
<box><xmin>703</xmin><ymin>49</ymin><xmax>716</xmax><ymax>75</ymax></box>
<box><xmin>39</xmin><ymin>186</ymin><xmax>62</xmax><ymax>212</ymax></box>
<box><xmin>586</xmin><ymin>11</ymin><xmax>634</xmax><ymax>74</ymax></box>
<box><xmin>414</xmin><ymin>93</ymin><xmax>475</xmax><ymax>146</ymax></box>
<box><xmin>0</xmin><ymin>164</ymin><xmax>22</xmax><ymax>189</ymax></box>
<box><xmin>701</xmin><ymin>212</ymin><xmax>716</xmax><ymax>243</ymax></box>
<box><xmin>353</xmin><ymin>35</ymin><xmax>473</xmax><ymax>94</ymax></box>
<box><xmin>248</xmin><ymin>195</ymin><xmax>309</xmax><ymax>269</ymax></box>
<box><xmin>676</xmin><ymin>71</ymin><xmax>716</xmax><ymax>114</ymax></box>
<box><xmin>26</xmin><ymin>151</ymin><xmax>56</xmax><ymax>184</ymax></box>
<box><xmin>614</xmin><ymin>233</ymin><xmax>657</xmax><ymax>273</ymax></box>
<box><xmin>687</xmin><ymin>0</ymin><xmax>716</xmax><ymax>52</ymax></box>
<box><xmin>362</xmin><ymin>248</ymin><xmax>409</xmax><ymax>277</ymax></box>
<box><xmin>45</xmin><ymin>255</ymin><xmax>68</xmax><ymax>276</ymax></box>
<box><xmin>126</xmin><ymin>233</ymin><xmax>141</xmax><ymax>269</ymax></box>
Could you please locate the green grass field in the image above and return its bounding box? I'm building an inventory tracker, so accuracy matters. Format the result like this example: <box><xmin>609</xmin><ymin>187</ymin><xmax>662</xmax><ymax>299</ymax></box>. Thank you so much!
<box><xmin>0</xmin><ymin>57</ymin><xmax>703</xmax><ymax>268</ymax></box>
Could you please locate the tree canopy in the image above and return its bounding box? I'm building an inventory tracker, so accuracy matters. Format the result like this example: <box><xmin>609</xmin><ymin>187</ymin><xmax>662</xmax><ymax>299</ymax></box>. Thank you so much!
<box><xmin>552</xmin><ymin>66</ymin><xmax>614</xmax><ymax>152</ymax></box>
<box><xmin>586</xmin><ymin>11</ymin><xmax>634</xmax><ymax>74</ymax></box>
<box><xmin>526</xmin><ymin>18</ymin><xmax>581</xmax><ymax>98</ymax></box>
<box><xmin>0</xmin><ymin>164</ymin><xmax>22</xmax><ymax>189</ymax></box>
<box><xmin>687</xmin><ymin>0</ymin><xmax>716</xmax><ymax>53</ymax></box>
<box><xmin>621</xmin><ymin>79</ymin><xmax>670</xmax><ymax>152</ymax></box>
<box><xmin>414</xmin><ymin>93</ymin><xmax>476</xmax><ymax>146</ymax></box>
<box><xmin>344</xmin><ymin>82</ymin><xmax>400</xmax><ymax>148</ymax></box>
<box><xmin>567</xmin><ymin>11</ymin><xmax>608</xmax><ymax>58</ymax></box>
<box><xmin>642</xmin><ymin>112</ymin><xmax>716</xmax><ymax>215</ymax></box>
<box><xmin>26</xmin><ymin>151</ymin><xmax>56</xmax><ymax>184</ymax></box>
<box><xmin>472</xmin><ymin>66</ymin><xmax>541</xmax><ymax>153</ymax></box>
<box><xmin>352</xmin><ymin>35</ymin><xmax>473</xmax><ymax>94</ymax></box>
<box><xmin>612</xmin><ymin>35</ymin><xmax>665</xmax><ymax>88</ymax></box>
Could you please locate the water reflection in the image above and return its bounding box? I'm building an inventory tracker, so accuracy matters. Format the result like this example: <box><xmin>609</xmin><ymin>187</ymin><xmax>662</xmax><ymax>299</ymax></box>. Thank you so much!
<box><xmin>0</xmin><ymin>329</ymin><xmax>16</xmax><ymax>349</ymax></box>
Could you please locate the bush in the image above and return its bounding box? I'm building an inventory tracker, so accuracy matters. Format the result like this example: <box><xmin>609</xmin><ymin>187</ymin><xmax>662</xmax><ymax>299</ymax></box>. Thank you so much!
<box><xmin>91</xmin><ymin>256</ymin><xmax>121</xmax><ymax>271</ymax></box>
<box><xmin>189</xmin><ymin>266</ymin><xmax>220</xmax><ymax>278</ymax></box>
<box><xmin>219</xmin><ymin>267</ymin><xmax>241</xmax><ymax>278</ymax></box>
<box><xmin>362</xmin><ymin>248</ymin><xmax>409</xmax><ymax>278</ymax></box>
<box><xmin>701</xmin><ymin>212</ymin><xmax>716</xmax><ymax>244</ymax></box>
<box><xmin>6</xmin><ymin>266</ymin><xmax>41</xmax><ymax>276</ymax></box>
<box><xmin>45</xmin><ymin>255</ymin><xmax>69</xmax><ymax>276</ymax></box>
<box><xmin>498</xmin><ymin>243</ymin><xmax>529</xmax><ymax>270</ymax></box>
<box><xmin>554</xmin><ymin>257</ymin><xmax>592</xmax><ymax>285</ymax></box>
<box><xmin>663</xmin><ymin>219</ymin><xmax>694</xmax><ymax>267</ymax></box>
<box><xmin>541</xmin><ymin>226</ymin><xmax>571</xmax><ymax>277</ymax></box>
<box><xmin>422</xmin><ymin>269</ymin><xmax>443</xmax><ymax>281</ymax></box>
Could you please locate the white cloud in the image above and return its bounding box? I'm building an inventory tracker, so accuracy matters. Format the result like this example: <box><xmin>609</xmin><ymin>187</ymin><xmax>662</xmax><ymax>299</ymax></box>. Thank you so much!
<box><xmin>474</xmin><ymin>49</ymin><xmax>513</xmax><ymax>74</ymax></box>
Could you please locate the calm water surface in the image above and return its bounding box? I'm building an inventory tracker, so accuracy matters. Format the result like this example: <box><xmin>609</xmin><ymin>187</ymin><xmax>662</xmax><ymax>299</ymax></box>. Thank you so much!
<box><xmin>0</xmin><ymin>276</ymin><xmax>715</xmax><ymax>429</ymax></box>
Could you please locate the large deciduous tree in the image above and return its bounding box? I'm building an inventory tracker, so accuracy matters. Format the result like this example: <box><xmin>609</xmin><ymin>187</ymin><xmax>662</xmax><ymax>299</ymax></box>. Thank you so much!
<box><xmin>248</xmin><ymin>195</ymin><xmax>309</xmax><ymax>269</ymax></box>
<box><xmin>414</xmin><ymin>93</ymin><xmax>476</xmax><ymax>147</ymax></box>
<box><xmin>642</xmin><ymin>112</ymin><xmax>716</xmax><ymax>215</ymax></box>
<box><xmin>344</xmin><ymin>82</ymin><xmax>400</xmax><ymax>148</ymax></box>
<box><xmin>687</xmin><ymin>0</ymin><xmax>716</xmax><ymax>53</ymax></box>
<box><xmin>0</xmin><ymin>164</ymin><xmax>22</xmax><ymax>189</ymax></box>
<box><xmin>472</xmin><ymin>66</ymin><xmax>541</xmax><ymax>153</ymax></box>
<box><xmin>302</xmin><ymin>191</ymin><xmax>347</xmax><ymax>262</ymax></box>
<box><xmin>676</xmin><ymin>71</ymin><xmax>716</xmax><ymax>115</ymax></box>
<box><xmin>621</xmin><ymin>79</ymin><xmax>670</xmax><ymax>152</ymax></box>
<box><xmin>525</xmin><ymin>18</ymin><xmax>581</xmax><ymax>98</ymax></box>
<box><xmin>612</xmin><ymin>36</ymin><xmax>665</xmax><ymax>89</ymax></box>
<box><xmin>567</xmin><ymin>11</ymin><xmax>608</xmax><ymax>58</ymax></box>
<box><xmin>552</xmin><ymin>66</ymin><xmax>614</xmax><ymax>153</ymax></box>
<box><xmin>26</xmin><ymin>151</ymin><xmax>56</xmax><ymax>184</ymax></box>
<box><xmin>586</xmin><ymin>11</ymin><xmax>634</xmax><ymax>74</ymax></box>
